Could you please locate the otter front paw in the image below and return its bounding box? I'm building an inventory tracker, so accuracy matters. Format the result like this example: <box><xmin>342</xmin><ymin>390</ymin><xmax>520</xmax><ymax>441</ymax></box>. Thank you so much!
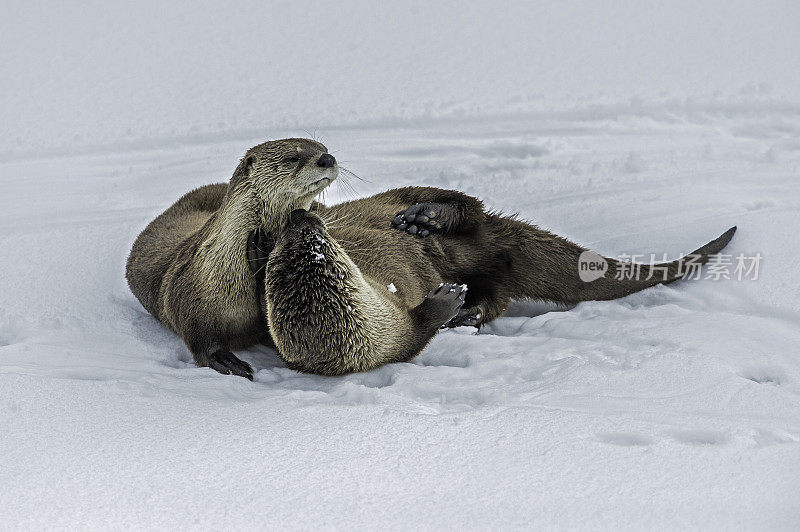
<box><xmin>391</xmin><ymin>203</ymin><xmax>450</xmax><ymax>237</ymax></box>
<box><xmin>247</xmin><ymin>226</ymin><xmax>276</xmax><ymax>276</ymax></box>
<box><xmin>200</xmin><ymin>348</ymin><xmax>254</xmax><ymax>380</ymax></box>
<box><xmin>417</xmin><ymin>283</ymin><xmax>467</xmax><ymax>328</ymax></box>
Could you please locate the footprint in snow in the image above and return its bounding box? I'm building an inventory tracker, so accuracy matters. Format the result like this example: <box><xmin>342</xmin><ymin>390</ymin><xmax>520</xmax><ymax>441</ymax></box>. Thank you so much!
<box><xmin>596</xmin><ymin>432</ymin><xmax>654</xmax><ymax>447</ymax></box>
<box><xmin>669</xmin><ymin>429</ymin><xmax>730</xmax><ymax>446</ymax></box>
<box><xmin>738</xmin><ymin>366</ymin><xmax>787</xmax><ymax>386</ymax></box>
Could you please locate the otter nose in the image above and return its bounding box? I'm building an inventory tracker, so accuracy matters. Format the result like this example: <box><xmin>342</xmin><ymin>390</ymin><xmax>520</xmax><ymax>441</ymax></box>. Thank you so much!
<box><xmin>317</xmin><ymin>153</ymin><xmax>336</xmax><ymax>168</ymax></box>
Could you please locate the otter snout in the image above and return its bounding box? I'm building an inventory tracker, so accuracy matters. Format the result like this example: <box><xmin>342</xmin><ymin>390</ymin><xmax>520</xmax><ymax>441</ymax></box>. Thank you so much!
<box><xmin>317</xmin><ymin>153</ymin><xmax>336</xmax><ymax>168</ymax></box>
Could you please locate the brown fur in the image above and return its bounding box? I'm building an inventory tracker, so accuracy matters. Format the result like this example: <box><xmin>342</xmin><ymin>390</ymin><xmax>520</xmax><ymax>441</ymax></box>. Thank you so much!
<box><xmin>126</xmin><ymin>138</ymin><xmax>737</xmax><ymax>378</ymax></box>
<box><xmin>263</xmin><ymin>187</ymin><xmax>735</xmax><ymax>374</ymax></box>
<box><xmin>264</xmin><ymin>209</ymin><xmax>464</xmax><ymax>375</ymax></box>
<box><xmin>126</xmin><ymin>139</ymin><xmax>337</xmax><ymax>378</ymax></box>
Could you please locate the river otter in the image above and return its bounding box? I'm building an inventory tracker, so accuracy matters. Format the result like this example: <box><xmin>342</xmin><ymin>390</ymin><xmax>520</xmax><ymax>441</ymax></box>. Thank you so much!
<box><xmin>126</xmin><ymin>139</ymin><xmax>337</xmax><ymax>379</ymax></box>
<box><xmin>264</xmin><ymin>209</ymin><xmax>467</xmax><ymax>375</ymax></box>
<box><xmin>256</xmin><ymin>190</ymin><xmax>735</xmax><ymax>376</ymax></box>
<box><xmin>127</xmin><ymin>137</ymin><xmax>736</xmax><ymax>379</ymax></box>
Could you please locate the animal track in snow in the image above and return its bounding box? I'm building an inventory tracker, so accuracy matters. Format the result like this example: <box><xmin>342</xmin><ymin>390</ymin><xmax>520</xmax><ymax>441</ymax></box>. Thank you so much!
<box><xmin>597</xmin><ymin>432</ymin><xmax>654</xmax><ymax>447</ymax></box>
<box><xmin>739</xmin><ymin>366</ymin><xmax>787</xmax><ymax>386</ymax></box>
<box><xmin>752</xmin><ymin>428</ymin><xmax>800</xmax><ymax>447</ymax></box>
<box><xmin>669</xmin><ymin>429</ymin><xmax>730</xmax><ymax>446</ymax></box>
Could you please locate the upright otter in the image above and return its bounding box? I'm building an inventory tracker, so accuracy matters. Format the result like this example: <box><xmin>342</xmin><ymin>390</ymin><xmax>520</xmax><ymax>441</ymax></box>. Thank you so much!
<box><xmin>127</xmin><ymin>138</ymin><xmax>736</xmax><ymax>379</ymax></box>
<box><xmin>126</xmin><ymin>139</ymin><xmax>338</xmax><ymax>379</ymax></box>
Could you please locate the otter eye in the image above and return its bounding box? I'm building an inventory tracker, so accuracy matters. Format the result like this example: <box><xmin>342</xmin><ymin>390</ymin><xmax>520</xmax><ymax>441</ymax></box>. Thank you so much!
<box><xmin>284</xmin><ymin>155</ymin><xmax>300</xmax><ymax>165</ymax></box>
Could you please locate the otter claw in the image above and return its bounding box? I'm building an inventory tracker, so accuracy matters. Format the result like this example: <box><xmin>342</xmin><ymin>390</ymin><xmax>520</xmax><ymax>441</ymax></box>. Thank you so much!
<box><xmin>444</xmin><ymin>305</ymin><xmax>485</xmax><ymax>329</ymax></box>
<box><xmin>205</xmin><ymin>349</ymin><xmax>254</xmax><ymax>380</ymax></box>
<box><xmin>420</xmin><ymin>283</ymin><xmax>467</xmax><ymax>327</ymax></box>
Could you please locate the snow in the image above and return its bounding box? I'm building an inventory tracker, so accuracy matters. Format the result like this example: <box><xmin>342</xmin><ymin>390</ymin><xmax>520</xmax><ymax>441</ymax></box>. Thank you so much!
<box><xmin>2</xmin><ymin>1</ymin><xmax>800</xmax><ymax>529</ymax></box>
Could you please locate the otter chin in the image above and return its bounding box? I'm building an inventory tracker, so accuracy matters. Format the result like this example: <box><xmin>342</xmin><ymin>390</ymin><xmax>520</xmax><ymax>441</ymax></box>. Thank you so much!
<box><xmin>311</xmin><ymin>176</ymin><xmax>334</xmax><ymax>189</ymax></box>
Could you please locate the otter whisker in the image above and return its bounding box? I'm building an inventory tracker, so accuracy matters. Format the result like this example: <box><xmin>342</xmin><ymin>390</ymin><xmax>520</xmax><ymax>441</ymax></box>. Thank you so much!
<box><xmin>321</xmin><ymin>217</ymin><xmax>360</xmax><ymax>230</ymax></box>
<box><xmin>323</xmin><ymin>218</ymin><xmax>364</xmax><ymax>230</ymax></box>
<box><xmin>326</xmin><ymin>236</ymin><xmax>368</xmax><ymax>245</ymax></box>
<box><xmin>319</xmin><ymin>210</ymin><xmax>358</xmax><ymax>226</ymax></box>
<box><xmin>337</xmin><ymin>177</ymin><xmax>357</xmax><ymax>196</ymax></box>
<box><xmin>249</xmin><ymin>263</ymin><xmax>267</xmax><ymax>277</ymax></box>
<box><xmin>339</xmin><ymin>248</ymin><xmax>382</xmax><ymax>256</ymax></box>
<box><xmin>320</xmin><ymin>210</ymin><xmax>356</xmax><ymax>223</ymax></box>
<box><xmin>325</xmin><ymin>226</ymin><xmax>361</xmax><ymax>232</ymax></box>
<box><xmin>340</xmin><ymin>165</ymin><xmax>368</xmax><ymax>183</ymax></box>
<box><xmin>335</xmin><ymin>177</ymin><xmax>361</xmax><ymax>201</ymax></box>
<box><xmin>330</xmin><ymin>178</ymin><xmax>358</xmax><ymax>202</ymax></box>
<box><xmin>337</xmin><ymin>245</ymin><xmax>373</xmax><ymax>251</ymax></box>
<box><xmin>336</xmin><ymin>247</ymin><xmax>376</xmax><ymax>254</ymax></box>
<box><xmin>330</xmin><ymin>240</ymin><xmax>366</xmax><ymax>247</ymax></box>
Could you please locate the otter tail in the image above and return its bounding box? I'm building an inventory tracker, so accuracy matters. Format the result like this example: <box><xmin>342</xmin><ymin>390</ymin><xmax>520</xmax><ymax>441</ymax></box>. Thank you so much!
<box><xmin>489</xmin><ymin>215</ymin><xmax>737</xmax><ymax>306</ymax></box>
<box><xmin>573</xmin><ymin>225</ymin><xmax>737</xmax><ymax>302</ymax></box>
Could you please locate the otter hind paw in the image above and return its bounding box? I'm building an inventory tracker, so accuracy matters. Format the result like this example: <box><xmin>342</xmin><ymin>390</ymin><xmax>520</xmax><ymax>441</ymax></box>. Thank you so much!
<box><xmin>444</xmin><ymin>305</ymin><xmax>486</xmax><ymax>329</ymax></box>
<box><xmin>391</xmin><ymin>203</ymin><xmax>448</xmax><ymax>237</ymax></box>
<box><xmin>203</xmin><ymin>348</ymin><xmax>254</xmax><ymax>380</ymax></box>
<box><xmin>419</xmin><ymin>283</ymin><xmax>467</xmax><ymax>327</ymax></box>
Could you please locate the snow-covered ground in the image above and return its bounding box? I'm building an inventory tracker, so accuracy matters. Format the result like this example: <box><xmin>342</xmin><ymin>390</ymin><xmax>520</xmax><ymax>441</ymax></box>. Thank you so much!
<box><xmin>2</xmin><ymin>1</ymin><xmax>800</xmax><ymax>529</ymax></box>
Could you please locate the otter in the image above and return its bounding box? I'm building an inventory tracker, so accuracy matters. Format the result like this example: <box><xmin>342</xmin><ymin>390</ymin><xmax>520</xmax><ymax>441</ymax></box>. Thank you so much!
<box><xmin>126</xmin><ymin>139</ymin><xmax>338</xmax><ymax>379</ymax></box>
<box><xmin>127</xmin><ymin>137</ymin><xmax>736</xmax><ymax>379</ymax></box>
<box><xmin>256</xmin><ymin>192</ymin><xmax>735</xmax><ymax>376</ymax></box>
<box><xmin>264</xmin><ymin>209</ymin><xmax>467</xmax><ymax>375</ymax></box>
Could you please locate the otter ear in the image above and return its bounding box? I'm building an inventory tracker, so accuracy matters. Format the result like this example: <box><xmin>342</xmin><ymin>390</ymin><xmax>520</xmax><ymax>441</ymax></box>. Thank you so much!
<box><xmin>230</xmin><ymin>155</ymin><xmax>255</xmax><ymax>186</ymax></box>
<box><xmin>235</xmin><ymin>155</ymin><xmax>255</xmax><ymax>177</ymax></box>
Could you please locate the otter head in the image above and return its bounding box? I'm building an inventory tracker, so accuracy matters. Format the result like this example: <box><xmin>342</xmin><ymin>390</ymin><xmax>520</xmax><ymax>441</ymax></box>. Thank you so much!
<box><xmin>227</xmin><ymin>138</ymin><xmax>338</xmax><ymax>229</ymax></box>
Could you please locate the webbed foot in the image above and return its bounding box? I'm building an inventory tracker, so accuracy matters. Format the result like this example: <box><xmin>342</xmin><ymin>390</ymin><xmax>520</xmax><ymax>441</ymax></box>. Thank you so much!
<box><xmin>416</xmin><ymin>283</ymin><xmax>467</xmax><ymax>328</ymax></box>
<box><xmin>444</xmin><ymin>304</ymin><xmax>486</xmax><ymax>328</ymax></box>
<box><xmin>391</xmin><ymin>202</ymin><xmax>454</xmax><ymax>237</ymax></box>
<box><xmin>199</xmin><ymin>347</ymin><xmax>254</xmax><ymax>380</ymax></box>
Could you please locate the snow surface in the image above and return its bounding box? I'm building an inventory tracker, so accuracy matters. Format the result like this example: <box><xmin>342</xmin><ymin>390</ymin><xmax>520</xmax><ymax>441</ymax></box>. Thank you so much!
<box><xmin>2</xmin><ymin>1</ymin><xmax>800</xmax><ymax>529</ymax></box>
